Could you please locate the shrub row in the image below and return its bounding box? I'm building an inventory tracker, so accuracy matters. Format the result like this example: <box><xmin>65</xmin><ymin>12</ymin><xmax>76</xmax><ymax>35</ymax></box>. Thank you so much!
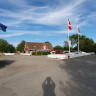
<box><xmin>32</xmin><ymin>52</ymin><xmax>50</xmax><ymax>55</ymax></box>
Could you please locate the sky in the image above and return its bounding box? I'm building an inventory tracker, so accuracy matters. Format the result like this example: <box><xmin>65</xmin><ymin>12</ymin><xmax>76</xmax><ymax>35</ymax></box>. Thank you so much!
<box><xmin>0</xmin><ymin>0</ymin><xmax>96</xmax><ymax>47</ymax></box>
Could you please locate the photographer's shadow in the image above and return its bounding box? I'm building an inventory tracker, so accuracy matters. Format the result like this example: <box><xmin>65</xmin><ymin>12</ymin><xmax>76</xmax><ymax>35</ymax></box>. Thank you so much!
<box><xmin>42</xmin><ymin>77</ymin><xmax>56</xmax><ymax>96</ymax></box>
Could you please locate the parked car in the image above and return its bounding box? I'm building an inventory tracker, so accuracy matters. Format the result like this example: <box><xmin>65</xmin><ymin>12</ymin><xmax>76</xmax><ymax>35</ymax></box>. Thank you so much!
<box><xmin>63</xmin><ymin>51</ymin><xmax>69</xmax><ymax>54</ymax></box>
<box><xmin>78</xmin><ymin>51</ymin><xmax>86</xmax><ymax>54</ymax></box>
<box><xmin>70</xmin><ymin>50</ymin><xmax>86</xmax><ymax>55</ymax></box>
<box><xmin>63</xmin><ymin>51</ymin><xmax>73</xmax><ymax>55</ymax></box>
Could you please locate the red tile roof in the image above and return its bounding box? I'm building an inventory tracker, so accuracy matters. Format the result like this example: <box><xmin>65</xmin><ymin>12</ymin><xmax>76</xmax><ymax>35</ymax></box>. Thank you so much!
<box><xmin>25</xmin><ymin>42</ymin><xmax>53</xmax><ymax>50</ymax></box>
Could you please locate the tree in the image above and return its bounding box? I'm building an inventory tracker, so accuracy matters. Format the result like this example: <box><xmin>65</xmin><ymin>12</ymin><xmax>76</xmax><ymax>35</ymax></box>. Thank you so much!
<box><xmin>54</xmin><ymin>45</ymin><xmax>63</xmax><ymax>50</ymax></box>
<box><xmin>94</xmin><ymin>44</ymin><xmax>96</xmax><ymax>53</ymax></box>
<box><xmin>69</xmin><ymin>34</ymin><xmax>86</xmax><ymax>48</ymax></box>
<box><xmin>0</xmin><ymin>39</ymin><xmax>9</xmax><ymax>52</ymax></box>
<box><xmin>80</xmin><ymin>38</ymin><xmax>95</xmax><ymax>52</ymax></box>
<box><xmin>64</xmin><ymin>41</ymin><xmax>69</xmax><ymax>50</ymax></box>
<box><xmin>44</xmin><ymin>41</ymin><xmax>52</xmax><ymax>45</ymax></box>
<box><xmin>0</xmin><ymin>39</ymin><xmax>16</xmax><ymax>53</ymax></box>
<box><xmin>16</xmin><ymin>40</ymin><xmax>25</xmax><ymax>52</ymax></box>
<box><xmin>69</xmin><ymin>34</ymin><xmax>95</xmax><ymax>52</ymax></box>
<box><xmin>44</xmin><ymin>41</ymin><xmax>51</xmax><ymax>43</ymax></box>
<box><xmin>7</xmin><ymin>44</ymin><xmax>16</xmax><ymax>53</ymax></box>
<box><xmin>64</xmin><ymin>41</ymin><xmax>68</xmax><ymax>47</ymax></box>
<box><xmin>69</xmin><ymin>34</ymin><xmax>78</xmax><ymax>48</ymax></box>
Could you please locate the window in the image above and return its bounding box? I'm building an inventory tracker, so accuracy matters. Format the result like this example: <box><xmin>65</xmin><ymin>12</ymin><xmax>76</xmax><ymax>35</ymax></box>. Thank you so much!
<box><xmin>44</xmin><ymin>46</ymin><xmax>46</xmax><ymax>49</ymax></box>
<box><xmin>33</xmin><ymin>46</ymin><xmax>36</xmax><ymax>48</ymax></box>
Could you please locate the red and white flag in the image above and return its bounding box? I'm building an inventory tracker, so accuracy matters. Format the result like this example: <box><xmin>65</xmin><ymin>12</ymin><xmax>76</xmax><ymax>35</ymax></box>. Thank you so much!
<box><xmin>78</xmin><ymin>27</ymin><xmax>81</xmax><ymax>34</ymax></box>
<box><xmin>68</xmin><ymin>19</ymin><xmax>72</xmax><ymax>30</ymax></box>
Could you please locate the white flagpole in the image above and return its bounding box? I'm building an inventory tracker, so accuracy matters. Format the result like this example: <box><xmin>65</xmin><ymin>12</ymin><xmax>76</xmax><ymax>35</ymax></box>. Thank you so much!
<box><xmin>68</xmin><ymin>28</ymin><xmax>70</xmax><ymax>55</ymax></box>
<box><xmin>77</xmin><ymin>26</ymin><xmax>80</xmax><ymax>52</ymax></box>
<box><xmin>78</xmin><ymin>32</ymin><xmax>79</xmax><ymax>52</ymax></box>
<box><xmin>67</xmin><ymin>16</ymin><xmax>70</xmax><ymax>55</ymax></box>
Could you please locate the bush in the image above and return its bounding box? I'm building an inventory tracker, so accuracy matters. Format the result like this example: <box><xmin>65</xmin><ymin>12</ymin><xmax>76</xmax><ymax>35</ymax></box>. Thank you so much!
<box><xmin>54</xmin><ymin>45</ymin><xmax>63</xmax><ymax>50</ymax></box>
<box><xmin>32</xmin><ymin>52</ymin><xmax>50</xmax><ymax>55</ymax></box>
<box><xmin>94</xmin><ymin>44</ymin><xmax>96</xmax><ymax>53</ymax></box>
<box><xmin>32</xmin><ymin>52</ymin><xmax>36</xmax><ymax>55</ymax></box>
<box><xmin>81</xmin><ymin>45</ymin><xmax>95</xmax><ymax>52</ymax></box>
<box><xmin>56</xmin><ymin>51</ymin><xmax>63</xmax><ymax>54</ymax></box>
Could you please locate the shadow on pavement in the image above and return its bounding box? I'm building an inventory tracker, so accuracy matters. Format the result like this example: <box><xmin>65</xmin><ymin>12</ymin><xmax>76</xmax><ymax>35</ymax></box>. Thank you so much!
<box><xmin>59</xmin><ymin>55</ymin><xmax>96</xmax><ymax>96</ymax></box>
<box><xmin>0</xmin><ymin>60</ymin><xmax>15</xmax><ymax>69</ymax></box>
<box><xmin>42</xmin><ymin>77</ymin><xmax>56</xmax><ymax>96</ymax></box>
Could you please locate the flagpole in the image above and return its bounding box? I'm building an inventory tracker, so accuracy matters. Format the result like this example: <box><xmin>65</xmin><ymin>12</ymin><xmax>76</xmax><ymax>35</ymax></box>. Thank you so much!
<box><xmin>67</xmin><ymin>16</ymin><xmax>70</xmax><ymax>55</ymax></box>
<box><xmin>78</xmin><ymin>32</ymin><xmax>79</xmax><ymax>52</ymax></box>
<box><xmin>68</xmin><ymin>28</ymin><xmax>70</xmax><ymax>55</ymax></box>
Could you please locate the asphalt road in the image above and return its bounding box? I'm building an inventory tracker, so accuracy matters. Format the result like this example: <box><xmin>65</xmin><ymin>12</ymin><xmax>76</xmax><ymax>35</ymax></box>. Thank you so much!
<box><xmin>0</xmin><ymin>55</ymin><xmax>96</xmax><ymax>96</ymax></box>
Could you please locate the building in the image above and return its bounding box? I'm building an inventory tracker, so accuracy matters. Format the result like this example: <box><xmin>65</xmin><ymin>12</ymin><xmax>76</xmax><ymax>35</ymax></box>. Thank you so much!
<box><xmin>24</xmin><ymin>42</ymin><xmax>53</xmax><ymax>54</ymax></box>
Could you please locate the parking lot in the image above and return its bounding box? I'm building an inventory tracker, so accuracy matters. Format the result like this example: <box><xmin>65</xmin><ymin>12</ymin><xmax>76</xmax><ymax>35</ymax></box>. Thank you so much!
<box><xmin>0</xmin><ymin>55</ymin><xmax>96</xmax><ymax>96</ymax></box>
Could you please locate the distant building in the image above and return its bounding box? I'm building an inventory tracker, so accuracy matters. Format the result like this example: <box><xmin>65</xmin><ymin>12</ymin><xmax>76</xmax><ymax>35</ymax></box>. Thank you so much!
<box><xmin>24</xmin><ymin>42</ymin><xmax>53</xmax><ymax>54</ymax></box>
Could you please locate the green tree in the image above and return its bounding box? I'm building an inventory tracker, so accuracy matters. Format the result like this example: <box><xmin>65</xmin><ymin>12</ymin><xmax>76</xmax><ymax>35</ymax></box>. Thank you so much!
<box><xmin>80</xmin><ymin>38</ymin><xmax>95</xmax><ymax>52</ymax></box>
<box><xmin>69</xmin><ymin>34</ymin><xmax>78</xmax><ymax>48</ymax></box>
<box><xmin>44</xmin><ymin>41</ymin><xmax>51</xmax><ymax>43</ymax></box>
<box><xmin>0</xmin><ymin>39</ymin><xmax>9</xmax><ymax>52</ymax></box>
<box><xmin>54</xmin><ymin>45</ymin><xmax>63</xmax><ymax>50</ymax></box>
<box><xmin>69</xmin><ymin>34</ymin><xmax>86</xmax><ymax>48</ymax></box>
<box><xmin>94</xmin><ymin>44</ymin><xmax>96</xmax><ymax>53</ymax></box>
<box><xmin>69</xmin><ymin>34</ymin><xmax>95</xmax><ymax>52</ymax></box>
<box><xmin>16</xmin><ymin>40</ymin><xmax>25</xmax><ymax>52</ymax></box>
<box><xmin>7</xmin><ymin>44</ymin><xmax>16</xmax><ymax>53</ymax></box>
<box><xmin>44</xmin><ymin>41</ymin><xmax>52</xmax><ymax>45</ymax></box>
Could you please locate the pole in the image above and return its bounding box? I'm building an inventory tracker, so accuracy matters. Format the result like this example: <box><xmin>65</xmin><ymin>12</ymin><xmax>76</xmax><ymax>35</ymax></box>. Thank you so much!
<box><xmin>78</xmin><ymin>31</ymin><xmax>79</xmax><ymax>52</ymax></box>
<box><xmin>67</xmin><ymin>16</ymin><xmax>71</xmax><ymax>55</ymax></box>
<box><xmin>68</xmin><ymin>28</ymin><xmax>70</xmax><ymax>55</ymax></box>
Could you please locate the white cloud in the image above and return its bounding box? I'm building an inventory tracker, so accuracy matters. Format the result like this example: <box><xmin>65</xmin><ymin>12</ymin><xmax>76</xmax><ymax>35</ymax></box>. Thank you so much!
<box><xmin>7</xmin><ymin>0</ymin><xmax>31</xmax><ymax>8</ymax></box>
<box><xmin>0</xmin><ymin>30</ymin><xmax>42</xmax><ymax>38</ymax></box>
<box><xmin>0</xmin><ymin>0</ymin><xmax>96</xmax><ymax>37</ymax></box>
<box><xmin>0</xmin><ymin>0</ymin><xmax>86</xmax><ymax>26</ymax></box>
<box><xmin>0</xmin><ymin>29</ymin><xmax>78</xmax><ymax>38</ymax></box>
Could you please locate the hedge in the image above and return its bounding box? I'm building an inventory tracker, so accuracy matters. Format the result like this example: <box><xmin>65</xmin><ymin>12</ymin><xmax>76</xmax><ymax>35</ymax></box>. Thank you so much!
<box><xmin>32</xmin><ymin>52</ymin><xmax>50</xmax><ymax>55</ymax></box>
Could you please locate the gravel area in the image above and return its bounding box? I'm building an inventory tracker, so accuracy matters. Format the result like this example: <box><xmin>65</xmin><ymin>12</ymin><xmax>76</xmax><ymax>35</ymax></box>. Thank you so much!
<box><xmin>0</xmin><ymin>55</ymin><xmax>96</xmax><ymax>96</ymax></box>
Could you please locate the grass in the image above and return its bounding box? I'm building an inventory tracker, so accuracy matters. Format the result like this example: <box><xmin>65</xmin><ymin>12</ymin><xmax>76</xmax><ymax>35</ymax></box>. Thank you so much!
<box><xmin>0</xmin><ymin>53</ymin><xmax>5</xmax><ymax>56</ymax></box>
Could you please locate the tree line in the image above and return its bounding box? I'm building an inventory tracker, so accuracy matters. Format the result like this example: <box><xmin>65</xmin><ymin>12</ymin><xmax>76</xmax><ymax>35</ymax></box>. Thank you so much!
<box><xmin>0</xmin><ymin>39</ymin><xmax>16</xmax><ymax>53</ymax></box>
<box><xmin>0</xmin><ymin>40</ymin><xmax>51</xmax><ymax>53</ymax></box>
<box><xmin>54</xmin><ymin>34</ymin><xmax>96</xmax><ymax>53</ymax></box>
<box><xmin>0</xmin><ymin>39</ymin><xmax>26</xmax><ymax>53</ymax></box>
<box><xmin>0</xmin><ymin>34</ymin><xmax>96</xmax><ymax>53</ymax></box>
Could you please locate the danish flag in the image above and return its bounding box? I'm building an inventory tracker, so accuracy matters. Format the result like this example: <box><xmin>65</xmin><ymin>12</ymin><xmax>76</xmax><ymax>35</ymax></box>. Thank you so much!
<box><xmin>68</xmin><ymin>19</ymin><xmax>72</xmax><ymax>30</ymax></box>
<box><xmin>78</xmin><ymin>27</ymin><xmax>81</xmax><ymax>34</ymax></box>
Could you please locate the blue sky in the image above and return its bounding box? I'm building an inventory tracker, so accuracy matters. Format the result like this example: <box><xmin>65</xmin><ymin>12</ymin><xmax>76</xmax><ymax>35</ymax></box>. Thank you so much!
<box><xmin>0</xmin><ymin>0</ymin><xmax>96</xmax><ymax>47</ymax></box>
